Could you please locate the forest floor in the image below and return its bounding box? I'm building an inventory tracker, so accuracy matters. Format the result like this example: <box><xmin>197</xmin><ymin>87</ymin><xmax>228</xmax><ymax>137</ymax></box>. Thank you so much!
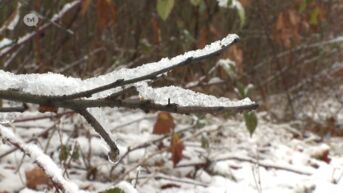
<box><xmin>0</xmin><ymin>106</ymin><xmax>343</xmax><ymax>193</ymax></box>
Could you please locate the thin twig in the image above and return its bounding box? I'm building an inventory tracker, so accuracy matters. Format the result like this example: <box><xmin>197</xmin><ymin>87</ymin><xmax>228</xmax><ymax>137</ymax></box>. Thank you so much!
<box><xmin>76</xmin><ymin>108</ymin><xmax>119</xmax><ymax>162</ymax></box>
<box><xmin>0</xmin><ymin>105</ymin><xmax>28</xmax><ymax>113</ymax></box>
<box><xmin>12</xmin><ymin>111</ymin><xmax>74</xmax><ymax>123</ymax></box>
<box><xmin>0</xmin><ymin>124</ymin><xmax>56</xmax><ymax>159</ymax></box>
<box><xmin>177</xmin><ymin>155</ymin><xmax>313</xmax><ymax>176</ymax></box>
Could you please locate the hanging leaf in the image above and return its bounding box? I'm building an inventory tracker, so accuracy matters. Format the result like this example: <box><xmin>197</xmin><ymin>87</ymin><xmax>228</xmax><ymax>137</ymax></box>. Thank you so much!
<box><xmin>59</xmin><ymin>145</ymin><xmax>70</xmax><ymax>161</ymax></box>
<box><xmin>201</xmin><ymin>133</ymin><xmax>210</xmax><ymax>149</ymax></box>
<box><xmin>80</xmin><ymin>0</ymin><xmax>92</xmax><ymax>16</ymax></box>
<box><xmin>244</xmin><ymin>112</ymin><xmax>257</xmax><ymax>137</ymax></box>
<box><xmin>153</xmin><ymin>112</ymin><xmax>175</xmax><ymax>135</ymax></box>
<box><xmin>309</xmin><ymin>6</ymin><xmax>321</xmax><ymax>26</ymax></box>
<box><xmin>71</xmin><ymin>144</ymin><xmax>80</xmax><ymax>160</ymax></box>
<box><xmin>151</xmin><ymin>16</ymin><xmax>161</xmax><ymax>46</ymax></box>
<box><xmin>220</xmin><ymin>0</ymin><xmax>246</xmax><ymax>28</ymax></box>
<box><xmin>197</xmin><ymin>27</ymin><xmax>208</xmax><ymax>49</ymax></box>
<box><xmin>157</xmin><ymin>0</ymin><xmax>175</xmax><ymax>21</ymax></box>
<box><xmin>96</xmin><ymin>0</ymin><xmax>116</xmax><ymax>32</ymax></box>
<box><xmin>190</xmin><ymin>0</ymin><xmax>202</xmax><ymax>6</ymax></box>
<box><xmin>170</xmin><ymin>132</ymin><xmax>184</xmax><ymax>167</ymax></box>
<box><xmin>232</xmin><ymin>1</ymin><xmax>246</xmax><ymax>28</ymax></box>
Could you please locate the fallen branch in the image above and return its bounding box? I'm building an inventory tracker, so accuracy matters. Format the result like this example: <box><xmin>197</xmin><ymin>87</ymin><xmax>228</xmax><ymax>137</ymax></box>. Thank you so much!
<box><xmin>177</xmin><ymin>155</ymin><xmax>314</xmax><ymax>176</ymax></box>
<box><xmin>0</xmin><ymin>125</ymin><xmax>85</xmax><ymax>193</ymax></box>
<box><xmin>0</xmin><ymin>104</ymin><xmax>27</xmax><ymax>113</ymax></box>
<box><xmin>0</xmin><ymin>123</ymin><xmax>56</xmax><ymax>159</ymax></box>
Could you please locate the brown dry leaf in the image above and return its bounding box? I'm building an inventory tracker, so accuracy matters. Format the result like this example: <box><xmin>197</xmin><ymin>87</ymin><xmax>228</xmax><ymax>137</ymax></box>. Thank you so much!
<box><xmin>273</xmin><ymin>9</ymin><xmax>302</xmax><ymax>48</ymax></box>
<box><xmin>80</xmin><ymin>0</ymin><xmax>92</xmax><ymax>16</ymax></box>
<box><xmin>38</xmin><ymin>104</ymin><xmax>58</xmax><ymax>113</ymax></box>
<box><xmin>153</xmin><ymin>112</ymin><xmax>175</xmax><ymax>135</ymax></box>
<box><xmin>170</xmin><ymin>132</ymin><xmax>184</xmax><ymax>167</ymax></box>
<box><xmin>151</xmin><ymin>16</ymin><xmax>161</xmax><ymax>46</ymax></box>
<box><xmin>96</xmin><ymin>0</ymin><xmax>116</xmax><ymax>32</ymax></box>
<box><xmin>239</xmin><ymin>0</ymin><xmax>251</xmax><ymax>7</ymax></box>
<box><xmin>161</xmin><ymin>183</ymin><xmax>181</xmax><ymax>189</ymax></box>
<box><xmin>223</xmin><ymin>44</ymin><xmax>244</xmax><ymax>75</ymax></box>
<box><xmin>197</xmin><ymin>27</ymin><xmax>208</xmax><ymax>49</ymax></box>
<box><xmin>25</xmin><ymin>167</ymin><xmax>51</xmax><ymax>189</ymax></box>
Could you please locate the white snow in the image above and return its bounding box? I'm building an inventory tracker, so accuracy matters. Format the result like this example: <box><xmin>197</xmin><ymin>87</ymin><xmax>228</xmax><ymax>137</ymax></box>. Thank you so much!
<box><xmin>51</xmin><ymin>1</ymin><xmax>79</xmax><ymax>21</ymax></box>
<box><xmin>0</xmin><ymin>38</ymin><xmax>13</xmax><ymax>49</ymax></box>
<box><xmin>7</xmin><ymin>2</ymin><xmax>21</xmax><ymax>30</ymax></box>
<box><xmin>136</xmin><ymin>82</ymin><xmax>254</xmax><ymax>107</ymax></box>
<box><xmin>114</xmin><ymin>181</ymin><xmax>139</xmax><ymax>193</ymax></box>
<box><xmin>0</xmin><ymin>125</ymin><xmax>83</xmax><ymax>193</ymax></box>
<box><xmin>1</xmin><ymin>108</ymin><xmax>343</xmax><ymax>193</ymax></box>
<box><xmin>0</xmin><ymin>34</ymin><xmax>238</xmax><ymax>96</ymax></box>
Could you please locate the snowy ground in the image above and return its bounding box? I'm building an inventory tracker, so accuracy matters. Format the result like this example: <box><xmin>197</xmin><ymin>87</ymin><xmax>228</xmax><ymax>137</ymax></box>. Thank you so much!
<box><xmin>0</xmin><ymin>107</ymin><xmax>343</xmax><ymax>193</ymax></box>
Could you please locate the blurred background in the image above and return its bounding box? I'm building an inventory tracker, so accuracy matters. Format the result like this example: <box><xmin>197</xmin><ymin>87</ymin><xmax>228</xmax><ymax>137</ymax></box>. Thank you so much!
<box><xmin>0</xmin><ymin>0</ymin><xmax>342</xmax><ymax>134</ymax></box>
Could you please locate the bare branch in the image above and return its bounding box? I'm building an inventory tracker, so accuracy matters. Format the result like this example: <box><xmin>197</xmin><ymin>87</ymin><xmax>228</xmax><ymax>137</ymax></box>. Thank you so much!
<box><xmin>0</xmin><ymin>104</ymin><xmax>28</xmax><ymax>113</ymax></box>
<box><xmin>0</xmin><ymin>90</ymin><xmax>258</xmax><ymax>114</ymax></box>
<box><xmin>0</xmin><ymin>124</ymin><xmax>56</xmax><ymax>159</ymax></box>
<box><xmin>177</xmin><ymin>155</ymin><xmax>313</xmax><ymax>176</ymax></box>
<box><xmin>75</xmin><ymin>108</ymin><xmax>119</xmax><ymax>162</ymax></box>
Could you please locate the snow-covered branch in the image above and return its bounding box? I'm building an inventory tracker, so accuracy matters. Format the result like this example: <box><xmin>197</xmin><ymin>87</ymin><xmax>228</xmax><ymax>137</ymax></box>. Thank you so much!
<box><xmin>0</xmin><ymin>125</ymin><xmax>85</xmax><ymax>193</ymax></box>
<box><xmin>0</xmin><ymin>34</ymin><xmax>258</xmax><ymax>162</ymax></box>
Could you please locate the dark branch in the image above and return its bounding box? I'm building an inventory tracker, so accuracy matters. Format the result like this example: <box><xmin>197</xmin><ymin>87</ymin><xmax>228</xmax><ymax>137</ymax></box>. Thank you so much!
<box><xmin>0</xmin><ymin>104</ymin><xmax>28</xmax><ymax>113</ymax></box>
<box><xmin>75</xmin><ymin>108</ymin><xmax>119</xmax><ymax>162</ymax></box>
<box><xmin>0</xmin><ymin>90</ymin><xmax>258</xmax><ymax>114</ymax></box>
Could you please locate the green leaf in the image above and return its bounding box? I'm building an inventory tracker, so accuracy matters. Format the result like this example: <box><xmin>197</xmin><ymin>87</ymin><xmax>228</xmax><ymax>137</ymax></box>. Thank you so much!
<box><xmin>244</xmin><ymin>112</ymin><xmax>258</xmax><ymax>137</ymax></box>
<box><xmin>299</xmin><ymin>0</ymin><xmax>314</xmax><ymax>12</ymax></box>
<box><xmin>71</xmin><ymin>145</ymin><xmax>80</xmax><ymax>160</ymax></box>
<box><xmin>157</xmin><ymin>0</ymin><xmax>175</xmax><ymax>21</ymax></box>
<box><xmin>103</xmin><ymin>187</ymin><xmax>126</xmax><ymax>193</ymax></box>
<box><xmin>234</xmin><ymin>82</ymin><xmax>245</xmax><ymax>98</ymax></box>
<box><xmin>309</xmin><ymin>7</ymin><xmax>321</xmax><ymax>26</ymax></box>
<box><xmin>201</xmin><ymin>133</ymin><xmax>210</xmax><ymax>149</ymax></box>
<box><xmin>59</xmin><ymin>145</ymin><xmax>70</xmax><ymax>161</ymax></box>
<box><xmin>230</xmin><ymin>0</ymin><xmax>245</xmax><ymax>28</ymax></box>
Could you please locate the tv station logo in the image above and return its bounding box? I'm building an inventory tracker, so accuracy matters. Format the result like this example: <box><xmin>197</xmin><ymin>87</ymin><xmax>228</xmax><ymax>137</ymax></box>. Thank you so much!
<box><xmin>23</xmin><ymin>12</ymin><xmax>39</xmax><ymax>27</ymax></box>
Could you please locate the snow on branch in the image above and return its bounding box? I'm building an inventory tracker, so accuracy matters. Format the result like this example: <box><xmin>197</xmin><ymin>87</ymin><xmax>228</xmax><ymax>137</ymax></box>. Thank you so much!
<box><xmin>0</xmin><ymin>125</ymin><xmax>86</xmax><ymax>193</ymax></box>
<box><xmin>0</xmin><ymin>34</ymin><xmax>239</xmax><ymax>99</ymax></box>
<box><xmin>136</xmin><ymin>82</ymin><xmax>255</xmax><ymax>108</ymax></box>
<box><xmin>0</xmin><ymin>33</ymin><xmax>256</xmax><ymax>163</ymax></box>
